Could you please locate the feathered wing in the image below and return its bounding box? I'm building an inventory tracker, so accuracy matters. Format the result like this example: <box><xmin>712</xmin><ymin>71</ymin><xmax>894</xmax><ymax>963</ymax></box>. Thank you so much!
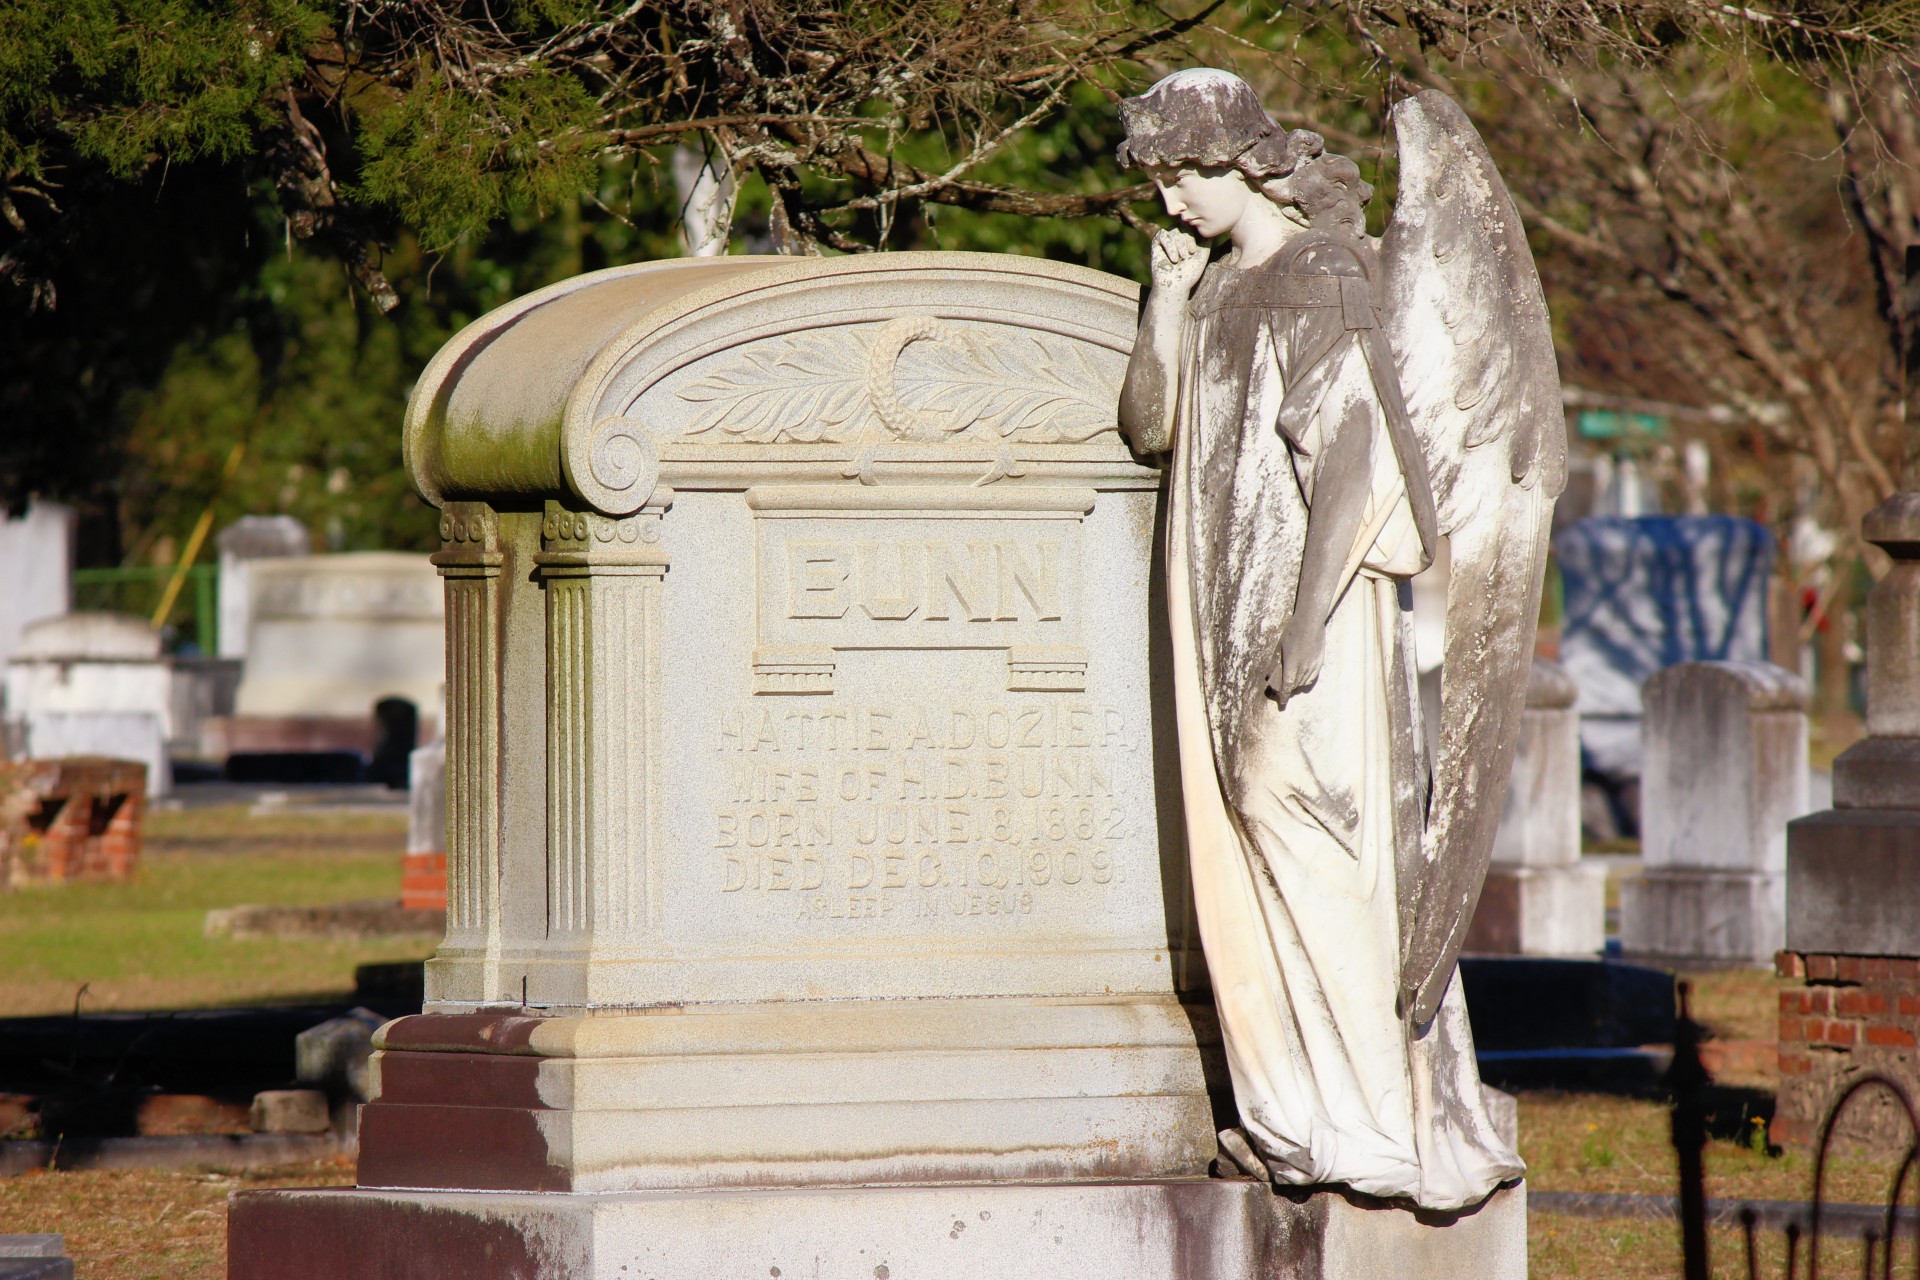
<box><xmin>1380</xmin><ymin>91</ymin><xmax>1568</xmax><ymax>1026</ymax></box>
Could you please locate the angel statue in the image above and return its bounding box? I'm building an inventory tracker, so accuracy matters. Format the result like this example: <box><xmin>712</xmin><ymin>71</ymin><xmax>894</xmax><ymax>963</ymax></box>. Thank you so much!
<box><xmin>1116</xmin><ymin>69</ymin><xmax>1565</xmax><ymax>1211</ymax></box>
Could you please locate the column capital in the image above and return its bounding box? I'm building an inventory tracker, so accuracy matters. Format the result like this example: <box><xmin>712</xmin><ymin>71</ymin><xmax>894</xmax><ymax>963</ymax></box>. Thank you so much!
<box><xmin>1858</xmin><ymin>492</ymin><xmax>1920</xmax><ymax>739</ymax></box>
<box><xmin>535</xmin><ymin>494</ymin><xmax>672</xmax><ymax>573</ymax></box>
<box><xmin>431</xmin><ymin>501</ymin><xmax>503</xmax><ymax>575</ymax></box>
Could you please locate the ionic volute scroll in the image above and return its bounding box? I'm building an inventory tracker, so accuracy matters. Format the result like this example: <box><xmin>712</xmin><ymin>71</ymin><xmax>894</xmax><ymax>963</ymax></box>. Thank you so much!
<box><xmin>563</xmin><ymin>413</ymin><xmax>663</xmax><ymax>519</ymax></box>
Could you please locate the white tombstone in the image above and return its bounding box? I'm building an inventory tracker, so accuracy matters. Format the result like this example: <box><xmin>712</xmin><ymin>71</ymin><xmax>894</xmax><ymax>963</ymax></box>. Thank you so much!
<box><xmin>232</xmin><ymin>553</ymin><xmax>444</xmax><ymax>729</ymax></box>
<box><xmin>1623</xmin><ymin>660</ymin><xmax>1809</xmax><ymax>964</ymax></box>
<box><xmin>167</xmin><ymin>656</ymin><xmax>242</xmax><ymax>760</ymax></box>
<box><xmin>0</xmin><ymin>501</ymin><xmax>75</xmax><ymax>674</ymax></box>
<box><xmin>216</xmin><ymin>516</ymin><xmax>311</xmax><ymax>660</ymax></box>
<box><xmin>407</xmin><ymin>740</ymin><xmax>446</xmax><ymax>856</ymax></box>
<box><xmin>4</xmin><ymin>613</ymin><xmax>173</xmax><ymax>795</ymax></box>
<box><xmin>1467</xmin><ymin>659</ymin><xmax>1606</xmax><ymax>955</ymax></box>
<box><xmin>230</xmin><ymin>253</ymin><xmax>1253</xmax><ymax>1274</ymax></box>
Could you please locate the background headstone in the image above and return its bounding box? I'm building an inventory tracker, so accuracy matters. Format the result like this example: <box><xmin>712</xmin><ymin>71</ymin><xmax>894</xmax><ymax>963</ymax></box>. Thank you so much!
<box><xmin>1409</xmin><ymin>536</ymin><xmax>1449</xmax><ymax>758</ymax></box>
<box><xmin>1555</xmin><ymin>515</ymin><xmax>1775</xmax><ymax>785</ymax></box>
<box><xmin>0</xmin><ymin>502</ymin><xmax>75</xmax><ymax>675</ymax></box>
<box><xmin>216</xmin><ymin>516</ymin><xmax>311</xmax><ymax>661</ymax></box>
<box><xmin>166</xmin><ymin>655</ymin><xmax>242</xmax><ymax>762</ymax></box>
<box><xmin>403</xmin><ymin>737</ymin><xmax>446</xmax><ymax>911</ymax></box>
<box><xmin>1622</xmin><ymin>660</ymin><xmax>1807</xmax><ymax>965</ymax></box>
<box><xmin>4</xmin><ymin>613</ymin><xmax>173</xmax><ymax>795</ymax></box>
<box><xmin>295</xmin><ymin>1007</ymin><xmax>385</xmax><ymax>1103</ymax></box>
<box><xmin>215</xmin><ymin>553</ymin><xmax>444</xmax><ymax>762</ymax></box>
<box><xmin>367</xmin><ymin>697</ymin><xmax>419</xmax><ymax>790</ymax></box>
<box><xmin>1466</xmin><ymin>659</ymin><xmax>1605</xmax><ymax>956</ymax></box>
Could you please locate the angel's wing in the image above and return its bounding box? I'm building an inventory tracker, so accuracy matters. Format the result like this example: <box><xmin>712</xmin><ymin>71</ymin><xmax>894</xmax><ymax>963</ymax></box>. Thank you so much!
<box><xmin>1380</xmin><ymin>91</ymin><xmax>1567</xmax><ymax>1026</ymax></box>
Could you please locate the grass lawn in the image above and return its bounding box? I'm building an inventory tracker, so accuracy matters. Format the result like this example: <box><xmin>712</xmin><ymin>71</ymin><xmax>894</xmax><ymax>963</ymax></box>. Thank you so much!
<box><xmin>1521</xmin><ymin>1090</ymin><xmax>1899</xmax><ymax>1206</ymax></box>
<box><xmin>0</xmin><ymin>1159</ymin><xmax>354</xmax><ymax>1280</ymax></box>
<box><xmin>1527</xmin><ymin>964</ymin><xmax>1914</xmax><ymax>1279</ymax></box>
<box><xmin>0</xmin><ymin>804</ymin><xmax>432</xmax><ymax>1016</ymax></box>
<box><xmin>1532</xmin><ymin>1209</ymin><xmax>1901</xmax><ymax>1280</ymax></box>
<box><xmin>1685</xmin><ymin>967</ymin><xmax>1791</xmax><ymax>1050</ymax></box>
<box><xmin>1528</xmin><ymin>1086</ymin><xmax>1915</xmax><ymax>1280</ymax></box>
<box><xmin>2</xmin><ymin>807</ymin><xmax>1907</xmax><ymax>1278</ymax></box>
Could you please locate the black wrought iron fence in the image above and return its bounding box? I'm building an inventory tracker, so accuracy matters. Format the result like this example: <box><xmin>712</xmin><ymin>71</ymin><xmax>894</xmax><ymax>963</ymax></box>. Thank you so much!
<box><xmin>1671</xmin><ymin>981</ymin><xmax>1919</xmax><ymax>1280</ymax></box>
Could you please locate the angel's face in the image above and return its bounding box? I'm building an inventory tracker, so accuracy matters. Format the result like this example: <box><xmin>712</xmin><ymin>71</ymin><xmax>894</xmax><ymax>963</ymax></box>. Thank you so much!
<box><xmin>1148</xmin><ymin>164</ymin><xmax>1253</xmax><ymax>239</ymax></box>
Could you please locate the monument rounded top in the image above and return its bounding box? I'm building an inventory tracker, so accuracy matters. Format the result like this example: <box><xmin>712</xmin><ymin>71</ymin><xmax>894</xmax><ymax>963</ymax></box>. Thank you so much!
<box><xmin>215</xmin><ymin>515</ymin><xmax>312</xmax><ymax>559</ymax></box>
<box><xmin>1861</xmin><ymin>491</ymin><xmax>1920</xmax><ymax>559</ymax></box>
<box><xmin>1641</xmin><ymin>658</ymin><xmax>1809</xmax><ymax>711</ymax></box>
<box><xmin>1525</xmin><ymin>657</ymin><xmax>1579</xmax><ymax>710</ymax></box>
<box><xmin>17</xmin><ymin>612</ymin><xmax>161</xmax><ymax>661</ymax></box>
<box><xmin>404</xmin><ymin>252</ymin><xmax>1148</xmax><ymax>515</ymax></box>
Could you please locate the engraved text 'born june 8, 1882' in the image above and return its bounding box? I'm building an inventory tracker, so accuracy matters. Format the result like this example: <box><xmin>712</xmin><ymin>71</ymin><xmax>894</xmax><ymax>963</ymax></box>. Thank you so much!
<box><xmin>712</xmin><ymin>701</ymin><xmax>1135</xmax><ymax>924</ymax></box>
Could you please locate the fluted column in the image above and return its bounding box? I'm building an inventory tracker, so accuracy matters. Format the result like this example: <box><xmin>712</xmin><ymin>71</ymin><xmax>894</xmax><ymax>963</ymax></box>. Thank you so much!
<box><xmin>426</xmin><ymin>502</ymin><xmax>503</xmax><ymax>1001</ymax></box>
<box><xmin>534</xmin><ymin>494</ymin><xmax>670</xmax><ymax>1004</ymax></box>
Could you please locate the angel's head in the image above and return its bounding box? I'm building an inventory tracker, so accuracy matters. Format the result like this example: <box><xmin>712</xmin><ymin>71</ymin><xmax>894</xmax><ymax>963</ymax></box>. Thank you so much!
<box><xmin>1117</xmin><ymin>69</ymin><xmax>1371</xmax><ymax>240</ymax></box>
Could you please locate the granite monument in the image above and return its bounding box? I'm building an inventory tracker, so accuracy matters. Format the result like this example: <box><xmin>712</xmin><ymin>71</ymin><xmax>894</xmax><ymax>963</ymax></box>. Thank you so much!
<box><xmin>230</xmin><ymin>74</ymin><xmax>1548</xmax><ymax>1278</ymax></box>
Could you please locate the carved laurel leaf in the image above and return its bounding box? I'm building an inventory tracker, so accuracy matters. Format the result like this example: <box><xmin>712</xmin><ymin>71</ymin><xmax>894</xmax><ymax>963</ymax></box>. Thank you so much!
<box><xmin>904</xmin><ymin>330</ymin><xmax>1116</xmax><ymax>442</ymax></box>
<box><xmin>676</xmin><ymin>330</ymin><xmax>872</xmax><ymax>443</ymax></box>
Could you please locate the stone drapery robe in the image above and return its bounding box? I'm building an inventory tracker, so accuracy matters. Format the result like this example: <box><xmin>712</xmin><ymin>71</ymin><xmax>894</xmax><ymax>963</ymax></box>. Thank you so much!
<box><xmin>1166</xmin><ymin>234</ymin><xmax>1523</xmax><ymax>1211</ymax></box>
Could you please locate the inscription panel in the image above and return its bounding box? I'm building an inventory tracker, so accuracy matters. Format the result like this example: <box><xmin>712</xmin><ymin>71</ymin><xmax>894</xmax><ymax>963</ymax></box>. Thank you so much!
<box><xmin>749</xmin><ymin>487</ymin><xmax>1092</xmax><ymax>695</ymax></box>
<box><xmin>657</xmin><ymin>486</ymin><xmax>1169</xmax><ymax>975</ymax></box>
<box><xmin>712</xmin><ymin>699</ymin><xmax>1134</xmax><ymax>926</ymax></box>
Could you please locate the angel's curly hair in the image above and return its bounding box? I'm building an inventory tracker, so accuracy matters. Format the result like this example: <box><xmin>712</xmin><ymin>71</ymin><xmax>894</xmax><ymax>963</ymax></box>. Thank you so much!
<box><xmin>1118</xmin><ymin>69</ymin><xmax>1371</xmax><ymax>237</ymax></box>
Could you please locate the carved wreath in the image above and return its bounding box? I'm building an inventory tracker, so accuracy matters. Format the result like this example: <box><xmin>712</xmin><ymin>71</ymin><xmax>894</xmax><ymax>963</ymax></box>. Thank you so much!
<box><xmin>674</xmin><ymin>318</ymin><xmax>1117</xmax><ymax>445</ymax></box>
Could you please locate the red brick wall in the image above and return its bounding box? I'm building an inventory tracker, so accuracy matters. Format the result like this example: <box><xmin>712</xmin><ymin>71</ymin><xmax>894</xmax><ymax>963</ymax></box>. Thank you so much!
<box><xmin>1773</xmin><ymin>951</ymin><xmax>1920</xmax><ymax>1151</ymax></box>
<box><xmin>401</xmin><ymin>851</ymin><xmax>446</xmax><ymax>912</ymax></box>
<box><xmin>6</xmin><ymin>759</ymin><xmax>145</xmax><ymax>887</ymax></box>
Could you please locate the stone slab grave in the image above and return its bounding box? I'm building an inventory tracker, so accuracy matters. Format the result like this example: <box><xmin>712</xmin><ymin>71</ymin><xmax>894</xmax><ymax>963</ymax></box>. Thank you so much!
<box><xmin>208</xmin><ymin>552</ymin><xmax>443</xmax><ymax>767</ymax></box>
<box><xmin>1554</xmin><ymin>515</ymin><xmax>1775</xmax><ymax>828</ymax></box>
<box><xmin>3</xmin><ymin>612</ymin><xmax>172</xmax><ymax>795</ymax></box>
<box><xmin>228</xmin><ymin>253</ymin><xmax>1522</xmax><ymax>1279</ymax></box>
<box><xmin>1624</xmin><ymin>660</ymin><xmax>1807</xmax><ymax>966</ymax></box>
<box><xmin>4</xmin><ymin>610</ymin><xmax>240</xmax><ymax>778</ymax></box>
<box><xmin>0</xmin><ymin>1234</ymin><xmax>71</xmax><ymax>1280</ymax></box>
<box><xmin>1465</xmin><ymin>658</ymin><xmax>1606</xmax><ymax>957</ymax></box>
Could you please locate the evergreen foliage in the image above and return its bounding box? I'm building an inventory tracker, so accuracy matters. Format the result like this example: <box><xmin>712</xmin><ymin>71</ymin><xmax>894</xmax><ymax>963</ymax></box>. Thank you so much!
<box><xmin>2</xmin><ymin>0</ymin><xmax>1917</xmax><ymax>583</ymax></box>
